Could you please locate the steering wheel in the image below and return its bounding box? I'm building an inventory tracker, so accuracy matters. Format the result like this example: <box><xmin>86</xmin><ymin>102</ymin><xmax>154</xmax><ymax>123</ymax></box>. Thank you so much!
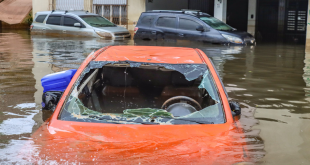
<box><xmin>161</xmin><ymin>96</ymin><xmax>202</xmax><ymax>111</ymax></box>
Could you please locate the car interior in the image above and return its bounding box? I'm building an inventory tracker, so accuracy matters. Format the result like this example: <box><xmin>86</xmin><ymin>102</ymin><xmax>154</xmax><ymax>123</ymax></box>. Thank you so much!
<box><xmin>76</xmin><ymin>64</ymin><xmax>216</xmax><ymax>117</ymax></box>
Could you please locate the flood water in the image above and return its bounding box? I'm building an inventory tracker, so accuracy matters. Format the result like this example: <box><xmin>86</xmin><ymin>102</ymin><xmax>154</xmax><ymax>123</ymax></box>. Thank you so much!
<box><xmin>1</xmin><ymin>30</ymin><xmax>310</xmax><ymax>164</ymax></box>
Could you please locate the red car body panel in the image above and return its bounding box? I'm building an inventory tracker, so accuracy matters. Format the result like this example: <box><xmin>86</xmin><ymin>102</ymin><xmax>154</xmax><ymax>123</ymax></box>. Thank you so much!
<box><xmin>26</xmin><ymin>46</ymin><xmax>249</xmax><ymax>164</ymax></box>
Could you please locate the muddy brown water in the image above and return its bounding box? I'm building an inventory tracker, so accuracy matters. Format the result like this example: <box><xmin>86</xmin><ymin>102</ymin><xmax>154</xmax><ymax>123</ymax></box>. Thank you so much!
<box><xmin>1</xmin><ymin>30</ymin><xmax>310</xmax><ymax>164</ymax></box>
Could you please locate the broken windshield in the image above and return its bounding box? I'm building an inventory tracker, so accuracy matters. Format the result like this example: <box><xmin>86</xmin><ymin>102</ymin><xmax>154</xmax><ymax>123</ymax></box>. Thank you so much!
<box><xmin>59</xmin><ymin>61</ymin><xmax>225</xmax><ymax>125</ymax></box>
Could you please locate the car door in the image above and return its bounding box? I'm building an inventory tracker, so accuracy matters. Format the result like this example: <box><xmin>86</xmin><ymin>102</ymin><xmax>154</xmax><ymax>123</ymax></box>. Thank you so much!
<box><xmin>177</xmin><ymin>17</ymin><xmax>206</xmax><ymax>41</ymax></box>
<box><xmin>62</xmin><ymin>16</ymin><xmax>94</xmax><ymax>37</ymax></box>
<box><xmin>45</xmin><ymin>14</ymin><xmax>63</xmax><ymax>36</ymax></box>
<box><xmin>135</xmin><ymin>14</ymin><xmax>157</xmax><ymax>40</ymax></box>
<box><xmin>154</xmin><ymin>16</ymin><xmax>178</xmax><ymax>40</ymax></box>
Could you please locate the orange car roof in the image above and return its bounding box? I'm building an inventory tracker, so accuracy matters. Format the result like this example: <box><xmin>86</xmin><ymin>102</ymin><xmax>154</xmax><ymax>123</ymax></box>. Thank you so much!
<box><xmin>94</xmin><ymin>46</ymin><xmax>205</xmax><ymax>64</ymax></box>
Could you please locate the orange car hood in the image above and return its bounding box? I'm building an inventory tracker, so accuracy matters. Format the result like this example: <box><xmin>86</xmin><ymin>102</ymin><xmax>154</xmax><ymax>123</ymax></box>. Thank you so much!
<box><xmin>26</xmin><ymin>121</ymin><xmax>248</xmax><ymax>164</ymax></box>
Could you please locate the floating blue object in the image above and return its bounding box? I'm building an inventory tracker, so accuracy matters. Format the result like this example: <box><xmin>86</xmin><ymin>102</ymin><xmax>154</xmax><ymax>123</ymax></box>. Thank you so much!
<box><xmin>41</xmin><ymin>69</ymin><xmax>77</xmax><ymax>93</ymax></box>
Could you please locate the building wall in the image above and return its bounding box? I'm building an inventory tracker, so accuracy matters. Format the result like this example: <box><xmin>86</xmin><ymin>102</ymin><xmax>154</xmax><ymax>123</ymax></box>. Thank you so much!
<box><xmin>32</xmin><ymin>0</ymin><xmax>50</xmax><ymax>16</ymax></box>
<box><xmin>145</xmin><ymin>0</ymin><xmax>188</xmax><ymax>11</ymax></box>
<box><xmin>128</xmin><ymin>0</ymin><xmax>145</xmax><ymax>33</ymax></box>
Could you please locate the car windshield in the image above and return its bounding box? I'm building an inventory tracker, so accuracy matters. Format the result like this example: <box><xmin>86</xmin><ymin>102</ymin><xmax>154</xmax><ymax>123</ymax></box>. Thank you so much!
<box><xmin>199</xmin><ymin>16</ymin><xmax>234</xmax><ymax>31</ymax></box>
<box><xmin>79</xmin><ymin>15</ymin><xmax>116</xmax><ymax>27</ymax></box>
<box><xmin>59</xmin><ymin>62</ymin><xmax>225</xmax><ymax>125</ymax></box>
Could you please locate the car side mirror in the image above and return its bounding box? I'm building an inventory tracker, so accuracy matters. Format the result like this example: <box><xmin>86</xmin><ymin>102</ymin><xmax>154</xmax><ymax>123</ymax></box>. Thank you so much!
<box><xmin>74</xmin><ymin>23</ymin><xmax>81</xmax><ymax>28</ymax></box>
<box><xmin>42</xmin><ymin>91</ymin><xmax>63</xmax><ymax>111</ymax></box>
<box><xmin>229</xmin><ymin>101</ymin><xmax>241</xmax><ymax>116</ymax></box>
<box><xmin>196</xmin><ymin>25</ymin><xmax>204</xmax><ymax>32</ymax></box>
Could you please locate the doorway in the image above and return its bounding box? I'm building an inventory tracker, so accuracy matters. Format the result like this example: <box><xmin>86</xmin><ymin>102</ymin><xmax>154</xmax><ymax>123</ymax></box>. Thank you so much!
<box><xmin>226</xmin><ymin>0</ymin><xmax>249</xmax><ymax>31</ymax></box>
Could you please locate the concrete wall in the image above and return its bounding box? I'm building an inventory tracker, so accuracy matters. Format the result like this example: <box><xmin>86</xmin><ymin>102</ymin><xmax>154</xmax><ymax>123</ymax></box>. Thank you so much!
<box><xmin>32</xmin><ymin>0</ymin><xmax>50</xmax><ymax>16</ymax></box>
<box><xmin>127</xmin><ymin>0</ymin><xmax>145</xmax><ymax>32</ymax></box>
<box><xmin>247</xmin><ymin>0</ymin><xmax>256</xmax><ymax>36</ymax></box>
<box><xmin>214</xmin><ymin>0</ymin><xmax>227</xmax><ymax>22</ymax></box>
<box><xmin>145</xmin><ymin>0</ymin><xmax>188</xmax><ymax>11</ymax></box>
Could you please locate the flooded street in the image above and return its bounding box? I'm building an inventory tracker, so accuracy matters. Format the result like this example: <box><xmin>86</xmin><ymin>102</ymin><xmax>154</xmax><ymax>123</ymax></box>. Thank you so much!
<box><xmin>1</xmin><ymin>30</ymin><xmax>310</xmax><ymax>164</ymax></box>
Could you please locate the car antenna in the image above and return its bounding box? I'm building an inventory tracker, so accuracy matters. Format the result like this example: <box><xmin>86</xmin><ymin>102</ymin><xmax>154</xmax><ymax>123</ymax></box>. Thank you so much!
<box><xmin>85</xmin><ymin>10</ymin><xmax>88</xmax><ymax>14</ymax></box>
<box><xmin>51</xmin><ymin>10</ymin><xmax>55</xmax><ymax>13</ymax></box>
<box><xmin>65</xmin><ymin>10</ymin><xmax>68</xmax><ymax>14</ymax></box>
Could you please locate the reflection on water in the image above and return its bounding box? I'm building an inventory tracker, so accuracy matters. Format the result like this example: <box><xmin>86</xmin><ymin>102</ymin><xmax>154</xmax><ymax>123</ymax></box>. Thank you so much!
<box><xmin>1</xmin><ymin>31</ymin><xmax>310</xmax><ymax>163</ymax></box>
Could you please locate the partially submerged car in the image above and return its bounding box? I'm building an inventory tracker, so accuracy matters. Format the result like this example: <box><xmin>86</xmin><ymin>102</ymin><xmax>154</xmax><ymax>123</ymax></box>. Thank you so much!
<box><xmin>30</xmin><ymin>10</ymin><xmax>131</xmax><ymax>39</ymax></box>
<box><xmin>134</xmin><ymin>10</ymin><xmax>255</xmax><ymax>45</ymax></box>
<box><xmin>30</xmin><ymin>46</ymin><xmax>249</xmax><ymax>164</ymax></box>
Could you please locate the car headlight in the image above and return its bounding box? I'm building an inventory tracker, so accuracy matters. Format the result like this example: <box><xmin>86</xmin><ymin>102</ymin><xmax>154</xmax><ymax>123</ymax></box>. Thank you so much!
<box><xmin>95</xmin><ymin>31</ymin><xmax>113</xmax><ymax>38</ymax></box>
<box><xmin>222</xmin><ymin>34</ymin><xmax>243</xmax><ymax>44</ymax></box>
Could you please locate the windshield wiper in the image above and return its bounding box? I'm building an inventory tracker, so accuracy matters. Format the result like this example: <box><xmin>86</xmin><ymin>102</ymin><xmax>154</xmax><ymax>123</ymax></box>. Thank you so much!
<box><xmin>89</xmin><ymin>115</ymin><xmax>159</xmax><ymax>125</ymax></box>
<box><xmin>158</xmin><ymin>117</ymin><xmax>214</xmax><ymax>124</ymax></box>
<box><xmin>90</xmin><ymin>23</ymin><xmax>105</xmax><ymax>27</ymax></box>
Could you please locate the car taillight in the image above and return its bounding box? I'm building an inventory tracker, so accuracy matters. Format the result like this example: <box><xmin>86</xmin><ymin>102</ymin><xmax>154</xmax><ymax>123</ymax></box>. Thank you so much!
<box><xmin>134</xmin><ymin>27</ymin><xmax>138</xmax><ymax>34</ymax></box>
<box><xmin>30</xmin><ymin>25</ymin><xmax>33</xmax><ymax>30</ymax></box>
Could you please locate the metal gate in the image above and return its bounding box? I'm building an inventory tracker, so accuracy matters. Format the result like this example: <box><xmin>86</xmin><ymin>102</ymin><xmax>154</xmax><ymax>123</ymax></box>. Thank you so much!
<box><xmin>93</xmin><ymin>0</ymin><xmax>128</xmax><ymax>28</ymax></box>
<box><xmin>53</xmin><ymin>0</ymin><xmax>84</xmax><ymax>10</ymax></box>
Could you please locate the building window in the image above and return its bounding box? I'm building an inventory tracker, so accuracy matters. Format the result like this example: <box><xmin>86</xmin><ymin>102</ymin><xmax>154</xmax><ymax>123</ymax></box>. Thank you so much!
<box><xmin>93</xmin><ymin>4</ymin><xmax>128</xmax><ymax>28</ymax></box>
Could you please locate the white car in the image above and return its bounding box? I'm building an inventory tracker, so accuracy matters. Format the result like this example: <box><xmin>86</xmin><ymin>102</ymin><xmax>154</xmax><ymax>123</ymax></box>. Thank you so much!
<box><xmin>31</xmin><ymin>10</ymin><xmax>131</xmax><ymax>39</ymax></box>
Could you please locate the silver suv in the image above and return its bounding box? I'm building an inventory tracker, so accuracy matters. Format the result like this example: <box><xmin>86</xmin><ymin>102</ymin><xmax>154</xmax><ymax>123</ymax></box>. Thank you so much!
<box><xmin>31</xmin><ymin>11</ymin><xmax>131</xmax><ymax>39</ymax></box>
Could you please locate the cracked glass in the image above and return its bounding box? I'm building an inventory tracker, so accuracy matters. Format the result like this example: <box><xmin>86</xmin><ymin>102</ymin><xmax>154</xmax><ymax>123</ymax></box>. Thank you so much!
<box><xmin>59</xmin><ymin>61</ymin><xmax>225</xmax><ymax>125</ymax></box>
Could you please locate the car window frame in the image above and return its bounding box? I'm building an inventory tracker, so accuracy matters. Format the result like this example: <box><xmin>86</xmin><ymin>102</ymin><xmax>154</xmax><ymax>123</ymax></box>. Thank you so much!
<box><xmin>138</xmin><ymin>14</ymin><xmax>157</xmax><ymax>27</ymax></box>
<box><xmin>177</xmin><ymin>16</ymin><xmax>208</xmax><ymax>32</ymax></box>
<box><xmin>35</xmin><ymin>14</ymin><xmax>48</xmax><ymax>23</ymax></box>
<box><xmin>62</xmin><ymin>15</ymin><xmax>86</xmax><ymax>28</ymax></box>
<box><xmin>155</xmin><ymin>15</ymin><xmax>177</xmax><ymax>29</ymax></box>
<box><xmin>178</xmin><ymin>17</ymin><xmax>205</xmax><ymax>31</ymax></box>
<box><xmin>46</xmin><ymin>14</ymin><xmax>63</xmax><ymax>26</ymax></box>
<box><xmin>202</xmin><ymin>62</ymin><xmax>227</xmax><ymax>123</ymax></box>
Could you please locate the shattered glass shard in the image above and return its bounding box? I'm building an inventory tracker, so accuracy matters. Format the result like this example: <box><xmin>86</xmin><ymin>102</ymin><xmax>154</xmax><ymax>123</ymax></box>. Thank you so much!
<box><xmin>198</xmin><ymin>70</ymin><xmax>220</xmax><ymax>102</ymax></box>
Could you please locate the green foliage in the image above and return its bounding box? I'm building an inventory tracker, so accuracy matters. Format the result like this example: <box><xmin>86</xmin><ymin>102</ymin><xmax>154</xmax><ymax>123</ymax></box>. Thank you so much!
<box><xmin>25</xmin><ymin>10</ymin><xmax>33</xmax><ymax>25</ymax></box>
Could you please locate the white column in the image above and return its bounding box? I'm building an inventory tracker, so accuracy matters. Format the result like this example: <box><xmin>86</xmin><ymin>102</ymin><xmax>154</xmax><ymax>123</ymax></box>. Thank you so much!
<box><xmin>247</xmin><ymin>0</ymin><xmax>257</xmax><ymax>36</ymax></box>
<box><xmin>110</xmin><ymin>5</ymin><xmax>113</xmax><ymax>22</ymax></box>
<box><xmin>102</xmin><ymin>5</ymin><xmax>104</xmax><ymax>17</ymax></box>
<box><xmin>214</xmin><ymin>0</ymin><xmax>227</xmax><ymax>23</ymax></box>
<box><xmin>119</xmin><ymin>5</ymin><xmax>122</xmax><ymax>25</ymax></box>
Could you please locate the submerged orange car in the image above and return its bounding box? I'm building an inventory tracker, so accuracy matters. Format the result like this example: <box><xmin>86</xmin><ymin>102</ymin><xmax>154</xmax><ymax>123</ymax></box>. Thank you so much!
<box><xmin>29</xmin><ymin>46</ymin><xmax>248</xmax><ymax>164</ymax></box>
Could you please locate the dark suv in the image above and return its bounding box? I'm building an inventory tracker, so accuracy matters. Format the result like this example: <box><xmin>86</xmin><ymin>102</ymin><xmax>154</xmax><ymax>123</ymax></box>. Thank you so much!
<box><xmin>134</xmin><ymin>10</ymin><xmax>255</xmax><ymax>45</ymax></box>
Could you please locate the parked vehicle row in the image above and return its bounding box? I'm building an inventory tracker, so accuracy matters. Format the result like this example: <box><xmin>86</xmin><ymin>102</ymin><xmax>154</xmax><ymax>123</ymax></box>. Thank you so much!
<box><xmin>31</xmin><ymin>10</ymin><xmax>131</xmax><ymax>39</ymax></box>
<box><xmin>31</xmin><ymin>10</ymin><xmax>255</xmax><ymax>45</ymax></box>
<box><xmin>134</xmin><ymin>10</ymin><xmax>255</xmax><ymax>45</ymax></box>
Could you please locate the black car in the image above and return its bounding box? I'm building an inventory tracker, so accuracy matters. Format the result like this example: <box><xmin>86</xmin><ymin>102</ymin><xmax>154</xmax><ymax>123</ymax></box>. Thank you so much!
<box><xmin>134</xmin><ymin>10</ymin><xmax>255</xmax><ymax>45</ymax></box>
